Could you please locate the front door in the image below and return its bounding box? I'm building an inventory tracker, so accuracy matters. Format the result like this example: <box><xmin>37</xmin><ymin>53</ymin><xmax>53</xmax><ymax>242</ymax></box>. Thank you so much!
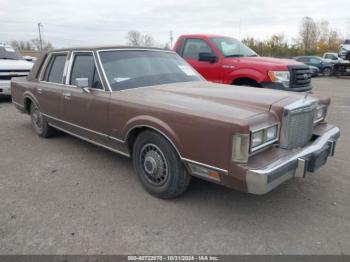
<box><xmin>60</xmin><ymin>51</ymin><xmax>109</xmax><ymax>143</ymax></box>
<box><xmin>181</xmin><ymin>38</ymin><xmax>222</xmax><ymax>83</ymax></box>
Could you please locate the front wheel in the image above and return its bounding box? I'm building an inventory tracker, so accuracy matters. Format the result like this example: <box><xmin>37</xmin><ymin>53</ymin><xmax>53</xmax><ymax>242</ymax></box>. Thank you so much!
<box><xmin>30</xmin><ymin>103</ymin><xmax>55</xmax><ymax>138</ymax></box>
<box><xmin>322</xmin><ymin>67</ymin><xmax>331</xmax><ymax>76</ymax></box>
<box><xmin>132</xmin><ymin>130</ymin><xmax>191</xmax><ymax>199</ymax></box>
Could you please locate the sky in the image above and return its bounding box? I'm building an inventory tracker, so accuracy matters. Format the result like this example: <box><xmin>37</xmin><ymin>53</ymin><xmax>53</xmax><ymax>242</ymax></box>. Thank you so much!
<box><xmin>0</xmin><ymin>0</ymin><xmax>349</xmax><ymax>48</ymax></box>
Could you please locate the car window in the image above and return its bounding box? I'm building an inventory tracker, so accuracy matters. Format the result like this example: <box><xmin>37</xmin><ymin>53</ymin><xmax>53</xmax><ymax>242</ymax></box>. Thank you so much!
<box><xmin>43</xmin><ymin>54</ymin><xmax>67</xmax><ymax>83</ymax></box>
<box><xmin>310</xmin><ymin>58</ymin><xmax>321</xmax><ymax>64</ymax></box>
<box><xmin>182</xmin><ymin>39</ymin><xmax>214</xmax><ymax>60</ymax></box>
<box><xmin>99</xmin><ymin>50</ymin><xmax>202</xmax><ymax>91</ymax></box>
<box><xmin>297</xmin><ymin>57</ymin><xmax>309</xmax><ymax>63</ymax></box>
<box><xmin>69</xmin><ymin>53</ymin><xmax>103</xmax><ymax>89</ymax></box>
<box><xmin>211</xmin><ymin>37</ymin><xmax>257</xmax><ymax>57</ymax></box>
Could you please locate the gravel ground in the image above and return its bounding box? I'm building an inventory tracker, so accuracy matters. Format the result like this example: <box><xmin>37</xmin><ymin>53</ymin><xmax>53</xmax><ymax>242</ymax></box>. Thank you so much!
<box><xmin>0</xmin><ymin>77</ymin><xmax>349</xmax><ymax>255</ymax></box>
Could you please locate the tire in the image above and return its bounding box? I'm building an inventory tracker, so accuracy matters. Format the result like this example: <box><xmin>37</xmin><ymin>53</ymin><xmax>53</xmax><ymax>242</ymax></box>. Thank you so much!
<box><xmin>132</xmin><ymin>130</ymin><xmax>191</xmax><ymax>199</ymax></box>
<box><xmin>322</xmin><ymin>67</ymin><xmax>331</xmax><ymax>76</ymax></box>
<box><xmin>30</xmin><ymin>103</ymin><xmax>55</xmax><ymax>138</ymax></box>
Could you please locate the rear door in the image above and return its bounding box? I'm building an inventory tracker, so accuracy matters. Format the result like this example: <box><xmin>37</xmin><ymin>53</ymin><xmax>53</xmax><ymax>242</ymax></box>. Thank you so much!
<box><xmin>61</xmin><ymin>51</ymin><xmax>110</xmax><ymax>143</ymax></box>
<box><xmin>37</xmin><ymin>52</ymin><xmax>68</xmax><ymax>119</ymax></box>
<box><xmin>180</xmin><ymin>38</ymin><xmax>222</xmax><ymax>82</ymax></box>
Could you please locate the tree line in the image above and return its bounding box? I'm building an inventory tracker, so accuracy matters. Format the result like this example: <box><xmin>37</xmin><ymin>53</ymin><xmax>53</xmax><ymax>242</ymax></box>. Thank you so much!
<box><xmin>9</xmin><ymin>38</ymin><xmax>54</xmax><ymax>52</ymax></box>
<box><xmin>242</xmin><ymin>17</ymin><xmax>344</xmax><ymax>58</ymax></box>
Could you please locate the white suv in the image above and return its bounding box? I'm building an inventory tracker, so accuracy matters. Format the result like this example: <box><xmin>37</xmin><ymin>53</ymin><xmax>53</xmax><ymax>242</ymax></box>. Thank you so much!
<box><xmin>0</xmin><ymin>43</ymin><xmax>33</xmax><ymax>97</ymax></box>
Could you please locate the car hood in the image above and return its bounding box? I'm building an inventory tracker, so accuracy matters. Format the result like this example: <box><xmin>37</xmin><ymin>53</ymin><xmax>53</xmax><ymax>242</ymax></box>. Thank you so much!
<box><xmin>0</xmin><ymin>59</ymin><xmax>33</xmax><ymax>70</ymax></box>
<box><xmin>115</xmin><ymin>82</ymin><xmax>304</xmax><ymax>122</ymax></box>
<box><xmin>235</xmin><ymin>56</ymin><xmax>303</xmax><ymax>67</ymax></box>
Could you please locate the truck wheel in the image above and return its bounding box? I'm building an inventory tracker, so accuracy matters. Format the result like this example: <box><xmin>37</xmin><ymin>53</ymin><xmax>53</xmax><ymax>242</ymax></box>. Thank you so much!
<box><xmin>322</xmin><ymin>67</ymin><xmax>331</xmax><ymax>76</ymax></box>
<box><xmin>30</xmin><ymin>103</ymin><xmax>55</xmax><ymax>138</ymax></box>
<box><xmin>132</xmin><ymin>130</ymin><xmax>191</xmax><ymax>199</ymax></box>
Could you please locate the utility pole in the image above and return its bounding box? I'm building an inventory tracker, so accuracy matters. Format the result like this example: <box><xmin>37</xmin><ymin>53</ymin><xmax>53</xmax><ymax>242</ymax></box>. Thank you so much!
<box><xmin>169</xmin><ymin>30</ymin><xmax>173</xmax><ymax>48</ymax></box>
<box><xmin>38</xmin><ymin>22</ymin><xmax>43</xmax><ymax>52</ymax></box>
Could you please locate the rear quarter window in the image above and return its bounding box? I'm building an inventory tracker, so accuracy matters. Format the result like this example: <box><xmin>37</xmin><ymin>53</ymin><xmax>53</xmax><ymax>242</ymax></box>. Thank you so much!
<box><xmin>42</xmin><ymin>54</ymin><xmax>67</xmax><ymax>84</ymax></box>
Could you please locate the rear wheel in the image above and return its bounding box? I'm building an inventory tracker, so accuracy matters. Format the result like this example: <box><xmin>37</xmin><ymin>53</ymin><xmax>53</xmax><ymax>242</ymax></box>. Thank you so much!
<box><xmin>132</xmin><ymin>130</ymin><xmax>190</xmax><ymax>199</ymax></box>
<box><xmin>30</xmin><ymin>103</ymin><xmax>55</xmax><ymax>138</ymax></box>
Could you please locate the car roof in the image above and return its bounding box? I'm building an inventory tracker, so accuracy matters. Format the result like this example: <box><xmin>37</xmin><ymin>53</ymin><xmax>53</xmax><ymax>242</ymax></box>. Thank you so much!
<box><xmin>51</xmin><ymin>46</ymin><xmax>173</xmax><ymax>53</ymax></box>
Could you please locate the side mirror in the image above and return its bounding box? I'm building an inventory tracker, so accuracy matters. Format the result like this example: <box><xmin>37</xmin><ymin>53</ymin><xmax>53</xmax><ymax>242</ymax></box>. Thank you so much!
<box><xmin>75</xmin><ymin>78</ymin><xmax>90</xmax><ymax>93</ymax></box>
<box><xmin>199</xmin><ymin>52</ymin><xmax>217</xmax><ymax>63</ymax></box>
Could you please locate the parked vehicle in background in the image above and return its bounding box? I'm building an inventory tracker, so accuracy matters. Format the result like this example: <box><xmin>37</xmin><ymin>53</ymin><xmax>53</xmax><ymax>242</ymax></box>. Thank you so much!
<box><xmin>339</xmin><ymin>39</ymin><xmax>350</xmax><ymax>61</ymax></box>
<box><xmin>174</xmin><ymin>34</ymin><xmax>312</xmax><ymax>92</ymax></box>
<box><xmin>23</xmin><ymin>55</ymin><xmax>37</xmax><ymax>62</ymax></box>
<box><xmin>308</xmin><ymin>65</ymin><xmax>320</xmax><ymax>77</ymax></box>
<box><xmin>11</xmin><ymin>47</ymin><xmax>339</xmax><ymax>198</ymax></box>
<box><xmin>323</xmin><ymin>52</ymin><xmax>343</xmax><ymax>63</ymax></box>
<box><xmin>0</xmin><ymin>43</ymin><xmax>33</xmax><ymax>97</ymax></box>
<box><xmin>294</xmin><ymin>56</ymin><xmax>333</xmax><ymax>76</ymax></box>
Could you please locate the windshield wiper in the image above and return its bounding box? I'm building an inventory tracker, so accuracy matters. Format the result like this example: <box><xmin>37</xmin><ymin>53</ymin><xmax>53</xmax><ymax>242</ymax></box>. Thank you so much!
<box><xmin>247</xmin><ymin>54</ymin><xmax>258</xmax><ymax>57</ymax></box>
<box><xmin>0</xmin><ymin>57</ymin><xmax>17</xmax><ymax>60</ymax></box>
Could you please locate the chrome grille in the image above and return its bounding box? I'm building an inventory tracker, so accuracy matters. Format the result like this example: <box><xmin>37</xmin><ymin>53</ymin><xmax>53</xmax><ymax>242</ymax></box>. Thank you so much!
<box><xmin>289</xmin><ymin>65</ymin><xmax>311</xmax><ymax>89</ymax></box>
<box><xmin>280</xmin><ymin>101</ymin><xmax>316</xmax><ymax>149</ymax></box>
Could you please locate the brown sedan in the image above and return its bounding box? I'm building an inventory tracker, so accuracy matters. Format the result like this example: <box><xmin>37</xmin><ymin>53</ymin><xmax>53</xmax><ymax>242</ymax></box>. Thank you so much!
<box><xmin>11</xmin><ymin>47</ymin><xmax>340</xmax><ymax>199</ymax></box>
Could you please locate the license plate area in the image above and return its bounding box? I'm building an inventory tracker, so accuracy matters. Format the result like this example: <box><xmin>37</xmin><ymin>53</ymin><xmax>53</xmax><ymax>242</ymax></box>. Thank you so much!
<box><xmin>306</xmin><ymin>144</ymin><xmax>330</xmax><ymax>172</ymax></box>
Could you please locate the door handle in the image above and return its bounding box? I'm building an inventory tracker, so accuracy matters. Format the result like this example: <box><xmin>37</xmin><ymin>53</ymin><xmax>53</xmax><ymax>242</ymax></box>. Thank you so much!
<box><xmin>37</xmin><ymin>88</ymin><xmax>43</xmax><ymax>94</ymax></box>
<box><xmin>63</xmin><ymin>92</ymin><xmax>71</xmax><ymax>100</ymax></box>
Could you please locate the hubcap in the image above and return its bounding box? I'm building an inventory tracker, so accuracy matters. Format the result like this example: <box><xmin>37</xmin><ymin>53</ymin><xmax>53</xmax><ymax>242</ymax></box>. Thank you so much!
<box><xmin>140</xmin><ymin>143</ymin><xmax>168</xmax><ymax>186</ymax></box>
<box><xmin>31</xmin><ymin>107</ymin><xmax>43</xmax><ymax>130</ymax></box>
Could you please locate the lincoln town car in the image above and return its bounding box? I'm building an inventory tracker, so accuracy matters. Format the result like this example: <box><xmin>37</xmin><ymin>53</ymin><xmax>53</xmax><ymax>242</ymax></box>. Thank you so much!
<box><xmin>11</xmin><ymin>47</ymin><xmax>340</xmax><ymax>199</ymax></box>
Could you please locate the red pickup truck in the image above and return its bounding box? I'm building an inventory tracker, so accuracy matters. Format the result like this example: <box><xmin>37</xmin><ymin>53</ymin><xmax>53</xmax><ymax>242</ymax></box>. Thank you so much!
<box><xmin>174</xmin><ymin>34</ymin><xmax>312</xmax><ymax>92</ymax></box>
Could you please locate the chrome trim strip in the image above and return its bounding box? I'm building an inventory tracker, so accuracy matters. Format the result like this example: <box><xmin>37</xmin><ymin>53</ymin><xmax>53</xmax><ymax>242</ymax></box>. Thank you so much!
<box><xmin>95</xmin><ymin>50</ymin><xmax>112</xmax><ymax>92</ymax></box>
<box><xmin>48</xmin><ymin>123</ymin><xmax>130</xmax><ymax>158</ymax></box>
<box><xmin>42</xmin><ymin>113</ymin><xmax>125</xmax><ymax>143</ymax></box>
<box><xmin>44</xmin><ymin>115</ymin><xmax>227</xmax><ymax>176</ymax></box>
<box><xmin>182</xmin><ymin>158</ymin><xmax>228</xmax><ymax>174</ymax></box>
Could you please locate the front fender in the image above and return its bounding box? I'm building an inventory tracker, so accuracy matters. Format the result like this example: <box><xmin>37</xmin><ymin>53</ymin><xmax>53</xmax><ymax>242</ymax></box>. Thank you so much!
<box><xmin>122</xmin><ymin>115</ymin><xmax>183</xmax><ymax>156</ymax></box>
<box><xmin>228</xmin><ymin>68</ymin><xmax>267</xmax><ymax>84</ymax></box>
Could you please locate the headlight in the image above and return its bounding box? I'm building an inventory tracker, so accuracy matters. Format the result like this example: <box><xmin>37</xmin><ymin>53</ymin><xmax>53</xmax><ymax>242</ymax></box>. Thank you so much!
<box><xmin>314</xmin><ymin>105</ymin><xmax>327</xmax><ymax>124</ymax></box>
<box><xmin>250</xmin><ymin>124</ymin><xmax>279</xmax><ymax>152</ymax></box>
<box><xmin>265</xmin><ymin>125</ymin><xmax>278</xmax><ymax>141</ymax></box>
<box><xmin>268</xmin><ymin>71</ymin><xmax>290</xmax><ymax>88</ymax></box>
<box><xmin>251</xmin><ymin>130</ymin><xmax>264</xmax><ymax>148</ymax></box>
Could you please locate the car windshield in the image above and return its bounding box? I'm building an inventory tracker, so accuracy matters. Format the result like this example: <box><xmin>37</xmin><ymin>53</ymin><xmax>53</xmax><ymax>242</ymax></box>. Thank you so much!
<box><xmin>211</xmin><ymin>37</ymin><xmax>258</xmax><ymax>57</ymax></box>
<box><xmin>0</xmin><ymin>46</ymin><xmax>24</xmax><ymax>60</ymax></box>
<box><xmin>98</xmin><ymin>50</ymin><xmax>203</xmax><ymax>91</ymax></box>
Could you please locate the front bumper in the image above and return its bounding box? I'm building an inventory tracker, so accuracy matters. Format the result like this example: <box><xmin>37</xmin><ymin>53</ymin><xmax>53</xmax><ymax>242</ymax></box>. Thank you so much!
<box><xmin>261</xmin><ymin>82</ymin><xmax>312</xmax><ymax>92</ymax></box>
<box><xmin>0</xmin><ymin>81</ymin><xmax>11</xmax><ymax>96</ymax></box>
<box><xmin>246</xmin><ymin>126</ymin><xmax>340</xmax><ymax>195</ymax></box>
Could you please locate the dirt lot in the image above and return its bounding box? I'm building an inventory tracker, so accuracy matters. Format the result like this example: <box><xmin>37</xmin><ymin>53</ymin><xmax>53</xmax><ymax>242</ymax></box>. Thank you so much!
<box><xmin>0</xmin><ymin>77</ymin><xmax>349</xmax><ymax>255</ymax></box>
